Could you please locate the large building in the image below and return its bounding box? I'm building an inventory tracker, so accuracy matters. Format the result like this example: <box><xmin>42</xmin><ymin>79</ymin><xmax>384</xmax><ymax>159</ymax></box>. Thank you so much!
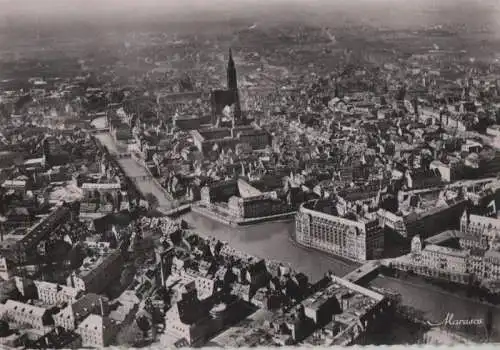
<box><xmin>173</xmin><ymin>113</ymin><xmax>212</xmax><ymax>131</ymax></box>
<box><xmin>301</xmin><ymin>275</ymin><xmax>391</xmax><ymax>346</ymax></box>
<box><xmin>156</xmin><ymin>91</ymin><xmax>207</xmax><ymax>110</ymax></box>
<box><xmin>210</xmin><ymin>49</ymin><xmax>241</xmax><ymax>124</ymax></box>
<box><xmin>295</xmin><ymin>200</ymin><xmax>384</xmax><ymax>261</ymax></box>
<box><xmin>54</xmin><ymin>294</ymin><xmax>109</xmax><ymax>330</ymax></box>
<box><xmin>34</xmin><ymin>280</ymin><xmax>80</xmax><ymax>305</ymax></box>
<box><xmin>389</xmin><ymin>234</ymin><xmax>500</xmax><ymax>284</ymax></box>
<box><xmin>191</xmin><ymin>124</ymin><xmax>271</xmax><ymax>156</ymax></box>
<box><xmin>460</xmin><ymin>211</ymin><xmax>500</xmax><ymax>240</ymax></box>
<box><xmin>191</xmin><ymin>50</ymin><xmax>272</xmax><ymax>156</ymax></box>
<box><xmin>1</xmin><ymin>300</ymin><xmax>52</xmax><ymax>331</ymax></box>
<box><xmin>1</xmin><ymin>179</ymin><xmax>28</xmax><ymax>195</ymax></box>
<box><xmin>227</xmin><ymin>192</ymin><xmax>287</xmax><ymax>219</ymax></box>
<box><xmin>200</xmin><ymin>179</ymin><xmax>239</xmax><ymax>204</ymax></box>
<box><xmin>76</xmin><ymin>314</ymin><xmax>120</xmax><ymax>348</ymax></box>
<box><xmin>162</xmin><ymin>281</ymin><xmax>214</xmax><ymax>346</ymax></box>
<box><xmin>377</xmin><ymin>197</ymin><xmax>467</xmax><ymax>239</ymax></box>
<box><xmin>1</xmin><ymin>203</ymin><xmax>73</xmax><ymax>262</ymax></box>
<box><xmin>75</xmin><ymin>290</ymin><xmax>138</xmax><ymax>347</ymax></box>
<box><xmin>198</xmin><ymin>178</ymin><xmax>289</xmax><ymax>221</ymax></box>
<box><xmin>66</xmin><ymin>250</ymin><xmax>123</xmax><ymax>294</ymax></box>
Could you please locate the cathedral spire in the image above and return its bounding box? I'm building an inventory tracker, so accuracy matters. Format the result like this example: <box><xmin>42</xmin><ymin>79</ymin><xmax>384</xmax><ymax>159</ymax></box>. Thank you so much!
<box><xmin>227</xmin><ymin>48</ymin><xmax>237</xmax><ymax>91</ymax></box>
<box><xmin>228</xmin><ymin>48</ymin><xmax>235</xmax><ymax>68</ymax></box>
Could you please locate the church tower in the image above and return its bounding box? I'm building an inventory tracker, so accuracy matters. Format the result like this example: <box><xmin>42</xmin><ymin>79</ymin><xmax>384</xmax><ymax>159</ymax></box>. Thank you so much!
<box><xmin>227</xmin><ymin>48</ymin><xmax>241</xmax><ymax>121</ymax></box>
<box><xmin>227</xmin><ymin>48</ymin><xmax>238</xmax><ymax>91</ymax></box>
<box><xmin>210</xmin><ymin>49</ymin><xmax>243</xmax><ymax>125</ymax></box>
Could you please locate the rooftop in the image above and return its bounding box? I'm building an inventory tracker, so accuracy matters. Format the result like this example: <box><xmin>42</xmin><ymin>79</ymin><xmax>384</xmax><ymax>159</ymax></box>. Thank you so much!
<box><xmin>77</xmin><ymin>313</ymin><xmax>117</xmax><ymax>333</ymax></box>
<box><xmin>425</xmin><ymin>230</ymin><xmax>464</xmax><ymax>245</ymax></box>
<box><xmin>424</xmin><ymin>244</ymin><xmax>470</xmax><ymax>258</ymax></box>
<box><xmin>2</xmin><ymin>180</ymin><xmax>26</xmax><ymax>188</ymax></box>
<box><xmin>75</xmin><ymin>250</ymin><xmax>122</xmax><ymax>282</ymax></box>
<box><xmin>19</xmin><ymin>204</ymin><xmax>71</xmax><ymax>248</ymax></box>
<box><xmin>469</xmin><ymin>214</ymin><xmax>500</xmax><ymax>229</ymax></box>
<box><xmin>303</xmin><ymin>276</ymin><xmax>381</xmax><ymax>313</ymax></box>
<box><xmin>301</xmin><ymin>200</ymin><xmax>378</xmax><ymax>227</ymax></box>
<box><xmin>81</xmin><ymin>182</ymin><xmax>121</xmax><ymax>190</ymax></box>
<box><xmin>4</xmin><ymin>300</ymin><xmax>47</xmax><ymax>318</ymax></box>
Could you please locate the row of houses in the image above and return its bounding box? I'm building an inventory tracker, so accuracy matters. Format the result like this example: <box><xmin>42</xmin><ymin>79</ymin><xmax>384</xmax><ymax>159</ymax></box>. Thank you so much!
<box><xmin>2</xmin><ymin>277</ymin><xmax>139</xmax><ymax>348</ymax></box>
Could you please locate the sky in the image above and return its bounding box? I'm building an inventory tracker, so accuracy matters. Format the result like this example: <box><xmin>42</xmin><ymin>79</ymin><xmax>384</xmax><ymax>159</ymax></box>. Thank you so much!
<box><xmin>0</xmin><ymin>0</ymin><xmax>499</xmax><ymax>32</ymax></box>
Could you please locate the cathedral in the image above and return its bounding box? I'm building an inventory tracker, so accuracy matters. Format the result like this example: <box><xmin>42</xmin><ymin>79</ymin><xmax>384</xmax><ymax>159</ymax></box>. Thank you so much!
<box><xmin>191</xmin><ymin>49</ymin><xmax>272</xmax><ymax>156</ymax></box>
<box><xmin>210</xmin><ymin>49</ymin><xmax>243</xmax><ymax>125</ymax></box>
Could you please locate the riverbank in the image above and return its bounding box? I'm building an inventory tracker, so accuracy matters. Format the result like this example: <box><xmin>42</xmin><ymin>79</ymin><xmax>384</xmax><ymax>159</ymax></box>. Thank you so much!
<box><xmin>93</xmin><ymin>135</ymin><xmax>144</xmax><ymax>201</ymax></box>
<box><xmin>288</xmin><ymin>234</ymin><xmax>362</xmax><ymax>269</ymax></box>
<box><xmin>93</xmin><ymin>131</ymin><xmax>500</xmax><ymax>341</ymax></box>
<box><xmin>379</xmin><ymin>266</ymin><xmax>500</xmax><ymax>307</ymax></box>
<box><xmin>287</xmin><ymin>224</ymin><xmax>500</xmax><ymax>310</ymax></box>
<box><xmin>191</xmin><ymin>203</ymin><xmax>296</xmax><ymax>227</ymax></box>
<box><xmin>180</xmin><ymin>211</ymin><xmax>500</xmax><ymax>340</ymax></box>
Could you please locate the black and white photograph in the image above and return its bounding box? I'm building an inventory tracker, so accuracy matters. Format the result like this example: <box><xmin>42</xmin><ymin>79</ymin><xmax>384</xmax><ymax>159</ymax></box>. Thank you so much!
<box><xmin>0</xmin><ymin>0</ymin><xmax>499</xmax><ymax>347</ymax></box>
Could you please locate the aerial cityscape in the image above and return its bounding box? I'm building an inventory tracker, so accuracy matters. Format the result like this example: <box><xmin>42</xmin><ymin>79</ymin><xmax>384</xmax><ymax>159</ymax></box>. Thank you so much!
<box><xmin>1</xmin><ymin>0</ymin><xmax>500</xmax><ymax>347</ymax></box>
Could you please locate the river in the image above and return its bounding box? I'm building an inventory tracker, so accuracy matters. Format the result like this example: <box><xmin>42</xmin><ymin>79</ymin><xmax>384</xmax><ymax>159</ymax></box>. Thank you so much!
<box><xmin>94</xmin><ymin>133</ymin><xmax>176</xmax><ymax>209</ymax></box>
<box><xmin>97</xmin><ymin>131</ymin><xmax>500</xmax><ymax>341</ymax></box>
<box><xmin>181</xmin><ymin>212</ymin><xmax>500</xmax><ymax>341</ymax></box>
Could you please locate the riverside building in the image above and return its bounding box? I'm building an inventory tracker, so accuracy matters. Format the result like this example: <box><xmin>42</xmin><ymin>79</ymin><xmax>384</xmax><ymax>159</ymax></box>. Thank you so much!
<box><xmin>295</xmin><ymin>200</ymin><xmax>384</xmax><ymax>261</ymax></box>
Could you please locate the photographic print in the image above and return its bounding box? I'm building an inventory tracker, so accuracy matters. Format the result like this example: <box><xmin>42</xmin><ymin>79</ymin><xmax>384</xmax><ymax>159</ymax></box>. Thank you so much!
<box><xmin>0</xmin><ymin>0</ymin><xmax>499</xmax><ymax>348</ymax></box>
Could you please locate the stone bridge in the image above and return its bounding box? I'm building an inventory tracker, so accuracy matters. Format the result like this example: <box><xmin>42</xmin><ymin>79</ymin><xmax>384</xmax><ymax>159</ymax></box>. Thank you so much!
<box><xmin>88</xmin><ymin>128</ymin><xmax>110</xmax><ymax>134</ymax></box>
<box><xmin>343</xmin><ymin>260</ymin><xmax>382</xmax><ymax>285</ymax></box>
<box><xmin>130</xmin><ymin>175</ymin><xmax>154</xmax><ymax>183</ymax></box>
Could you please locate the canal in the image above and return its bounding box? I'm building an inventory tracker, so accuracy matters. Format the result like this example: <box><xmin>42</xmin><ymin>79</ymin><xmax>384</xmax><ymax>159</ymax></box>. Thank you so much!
<box><xmin>94</xmin><ymin>133</ymin><xmax>176</xmax><ymax>209</ymax></box>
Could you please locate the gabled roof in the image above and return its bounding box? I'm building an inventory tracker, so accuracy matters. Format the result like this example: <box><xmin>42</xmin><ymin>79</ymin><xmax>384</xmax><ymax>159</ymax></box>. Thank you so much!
<box><xmin>5</xmin><ymin>300</ymin><xmax>47</xmax><ymax>318</ymax></box>
<box><xmin>71</xmin><ymin>293</ymin><xmax>108</xmax><ymax>321</ymax></box>
<box><xmin>77</xmin><ymin>313</ymin><xmax>115</xmax><ymax>334</ymax></box>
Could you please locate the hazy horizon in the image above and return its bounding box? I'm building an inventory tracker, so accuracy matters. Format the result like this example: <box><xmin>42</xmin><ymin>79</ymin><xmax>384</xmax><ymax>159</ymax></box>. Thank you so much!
<box><xmin>0</xmin><ymin>0</ymin><xmax>499</xmax><ymax>32</ymax></box>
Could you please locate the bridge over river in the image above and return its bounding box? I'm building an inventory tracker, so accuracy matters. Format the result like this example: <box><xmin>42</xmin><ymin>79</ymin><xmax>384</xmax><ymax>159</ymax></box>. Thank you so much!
<box><xmin>181</xmin><ymin>210</ymin><xmax>500</xmax><ymax>340</ymax></box>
